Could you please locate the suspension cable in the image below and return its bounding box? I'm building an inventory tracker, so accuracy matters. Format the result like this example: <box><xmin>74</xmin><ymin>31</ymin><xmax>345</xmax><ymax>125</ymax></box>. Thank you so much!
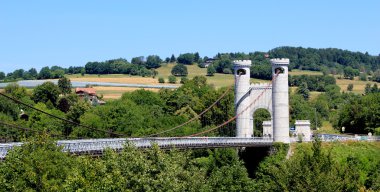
<box><xmin>0</xmin><ymin>92</ymin><xmax>128</xmax><ymax>137</ymax></box>
<box><xmin>144</xmin><ymin>78</ymin><xmax>236</xmax><ymax>137</ymax></box>
<box><xmin>186</xmin><ymin>72</ymin><xmax>280</xmax><ymax>137</ymax></box>
<box><xmin>0</xmin><ymin>120</ymin><xmax>80</xmax><ymax>139</ymax></box>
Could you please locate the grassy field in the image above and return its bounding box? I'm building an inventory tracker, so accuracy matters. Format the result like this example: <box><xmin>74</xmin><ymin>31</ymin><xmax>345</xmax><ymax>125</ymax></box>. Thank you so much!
<box><xmin>335</xmin><ymin>76</ymin><xmax>369</xmax><ymax>94</ymax></box>
<box><xmin>66</xmin><ymin>63</ymin><xmax>270</xmax><ymax>99</ymax></box>
<box><xmin>94</xmin><ymin>87</ymin><xmax>160</xmax><ymax>100</ymax></box>
<box><xmin>64</xmin><ymin>65</ymin><xmax>373</xmax><ymax>99</ymax></box>
<box><xmin>289</xmin><ymin>69</ymin><xmax>323</xmax><ymax>76</ymax></box>
<box><xmin>158</xmin><ymin>63</ymin><xmax>270</xmax><ymax>87</ymax></box>
<box><xmin>289</xmin><ymin>70</ymin><xmax>370</xmax><ymax>94</ymax></box>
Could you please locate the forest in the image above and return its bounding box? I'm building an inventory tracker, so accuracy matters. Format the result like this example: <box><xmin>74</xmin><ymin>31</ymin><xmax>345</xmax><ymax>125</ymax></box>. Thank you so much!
<box><xmin>1</xmin><ymin>46</ymin><xmax>380</xmax><ymax>83</ymax></box>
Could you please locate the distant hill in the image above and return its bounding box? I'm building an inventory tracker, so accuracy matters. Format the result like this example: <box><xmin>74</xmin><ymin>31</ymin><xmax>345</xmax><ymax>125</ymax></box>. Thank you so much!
<box><xmin>268</xmin><ymin>46</ymin><xmax>379</xmax><ymax>72</ymax></box>
<box><xmin>2</xmin><ymin>46</ymin><xmax>379</xmax><ymax>82</ymax></box>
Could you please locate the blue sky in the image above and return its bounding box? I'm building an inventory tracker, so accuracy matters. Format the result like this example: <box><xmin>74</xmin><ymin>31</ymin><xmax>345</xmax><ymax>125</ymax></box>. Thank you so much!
<box><xmin>1</xmin><ymin>0</ymin><xmax>379</xmax><ymax>73</ymax></box>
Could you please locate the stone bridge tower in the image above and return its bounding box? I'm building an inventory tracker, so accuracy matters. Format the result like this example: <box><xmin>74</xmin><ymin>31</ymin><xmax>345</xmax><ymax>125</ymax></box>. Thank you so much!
<box><xmin>270</xmin><ymin>58</ymin><xmax>290</xmax><ymax>143</ymax></box>
<box><xmin>234</xmin><ymin>60</ymin><xmax>252</xmax><ymax>138</ymax></box>
<box><xmin>234</xmin><ymin>59</ymin><xmax>290</xmax><ymax>143</ymax></box>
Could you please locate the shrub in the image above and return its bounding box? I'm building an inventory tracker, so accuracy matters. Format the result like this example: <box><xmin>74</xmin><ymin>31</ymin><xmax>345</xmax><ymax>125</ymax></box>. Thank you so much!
<box><xmin>168</xmin><ymin>75</ymin><xmax>176</xmax><ymax>84</ymax></box>
<box><xmin>223</xmin><ymin>68</ymin><xmax>232</xmax><ymax>74</ymax></box>
<box><xmin>180</xmin><ymin>77</ymin><xmax>188</xmax><ymax>84</ymax></box>
<box><xmin>359</xmin><ymin>73</ymin><xmax>367</xmax><ymax>81</ymax></box>
<box><xmin>158</xmin><ymin>77</ymin><xmax>165</xmax><ymax>83</ymax></box>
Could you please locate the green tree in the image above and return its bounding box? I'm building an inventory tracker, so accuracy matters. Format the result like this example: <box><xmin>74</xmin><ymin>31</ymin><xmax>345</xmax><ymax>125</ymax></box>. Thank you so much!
<box><xmin>365</xmin><ymin>83</ymin><xmax>372</xmax><ymax>94</ymax></box>
<box><xmin>4</xmin><ymin>83</ymin><xmax>28</xmax><ymax>99</ymax></box>
<box><xmin>207</xmin><ymin>64</ymin><xmax>216</xmax><ymax>76</ymax></box>
<box><xmin>80</xmin><ymin>68</ymin><xmax>85</xmax><ymax>76</ymax></box>
<box><xmin>336</xmin><ymin>93</ymin><xmax>380</xmax><ymax>133</ymax></box>
<box><xmin>170</xmin><ymin>54</ymin><xmax>176</xmax><ymax>63</ymax></box>
<box><xmin>158</xmin><ymin>77</ymin><xmax>165</xmax><ymax>83</ymax></box>
<box><xmin>254</xmin><ymin>140</ymin><xmax>364</xmax><ymax>191</ymax></box>
<box><xmin>250</xmin><ymin>64</ymin><xmax>272</xmax><ymax>80</ymax></box>
<box><xmin>347</xmin><ymin>83</ymin><xmax>354</xmax><ymax>91</ymax></box>
<box><xmin>171</xmin><ymin>64</ymin><xmax>188</xmax><ymax>76</ymax></box>
<box><xmin>177</xmin><ymin>53</ymin><xmax>195</xmax><ymax>65</ymax></box>
<box><xmin>32</xmin><ymin>81</ymin><xmax>60</xmax><ymax>106</ymax></box>
<box><xmin>214</xmin><ymin>58</ymin><xmax>232</xmax><ymax>73</ymax></box>
<box><xmin>38</xmin><ymin>66</ymin><xmax>52</xmax><ymax>79</ymax></box>
<box><xmin>344</xmin><ymin>66</ymin><xmax>359</xmax><ymax>80</ymax></box>
<box><xmin>51</xmin><ymin>69</ymin><xmax>65</xmax><ymax>78</ymax></box>
<box><xmin>0</xmin><ymin>71</ymin><xmax>5</xmax><ymax>80</ymax></box>
<box><xmin>0</xmin><ymin>96</ymin><xmax>19</xmax><ymax>120</ymax></box>
<box><xmin>131</xmin><ymin>56</ymin><xmax>145</xmax><ymax>66</ymax></box>
<box><xmin>359</xmin><ymin>73</ymin><xmax>367</xmax><ymax>81</ymax></box>
<box><xmin>145</xmin><ymin>55</ymin><xmax>162</xmax><ymax>69</ymax></box>
<box><xmin>180</xmin><ymin>77</ymin><xmax>188</xmax><ymax>84</ymax></box>
<box><xmin>58</xmin><ymin>77</ymin><xmax>72</xmax><ymax>95</ymax></box>
<box><xmin>372</xmin><ymin>69</ymin><xmax>380</xmax><ymax>82</ymax></box>
<box><xmin>0</xmin><ymin>134</ymin><xmax>74</xmax><ymax>191</ymax></box>
<box><xmin>168</xmin><ymin>75</ymin><xmax>177</xmax><ymax>83</ymax></box>
<box><xmin>194</xmin><ymin>52</ymin><xmax>200</xmax><ymax>63</ymax></box>
<box><xmin>296</xmin><ymin>82</ymin><xmax>310</xmax><ymax>100</ymax></box>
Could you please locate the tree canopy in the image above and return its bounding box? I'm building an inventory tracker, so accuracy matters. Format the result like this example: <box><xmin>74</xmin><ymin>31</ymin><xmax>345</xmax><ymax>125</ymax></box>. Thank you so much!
<box><xmin>171</xmin><ymin>64</ymin><xmax>188</xmax><ymax>76</ymax></box>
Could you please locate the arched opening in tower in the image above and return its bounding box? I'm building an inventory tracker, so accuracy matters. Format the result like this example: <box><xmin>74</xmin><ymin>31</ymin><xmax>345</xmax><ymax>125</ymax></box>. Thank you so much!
<box><xmin>252</xmin><ymin>108</ymin><xmax>271</xmax><ymax>137</ymax></box>
<box><xmin>237</xmin><ymin>69</ymin><xmax>246</xmax><ymax>75</ymax></box>
<box><xmin>274</xmin><ymin>67</ymin><xmax>285</xmax><ymax>74</ymax></box>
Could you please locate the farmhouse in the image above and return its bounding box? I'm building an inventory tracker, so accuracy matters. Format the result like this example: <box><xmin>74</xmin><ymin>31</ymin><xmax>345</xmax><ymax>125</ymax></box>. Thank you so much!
<box><xmin>75</xmin><ymin>87</ymin><xmax>105</xmax><ymax>105</ymax></box>
<box><xmin>200</xmin><ymin>58</ymin><xmax>216</xmax><ymax>68</ymax></box>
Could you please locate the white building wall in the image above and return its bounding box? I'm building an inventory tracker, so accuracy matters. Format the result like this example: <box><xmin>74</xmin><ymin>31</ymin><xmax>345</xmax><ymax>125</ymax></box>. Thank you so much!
<box><xmin>295</xmin><ymin>120</ymin><xmax>312</xmax><ymax>142</ymax></box>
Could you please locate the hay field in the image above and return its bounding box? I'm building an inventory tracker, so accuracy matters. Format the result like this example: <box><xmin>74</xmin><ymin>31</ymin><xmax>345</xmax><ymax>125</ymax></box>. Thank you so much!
<box><xmin>66</xmin><ymin>65</ymin><xmax>332</xmax><ymax>99</ymax></box>
<box><xmin>289</xmin><ymin>69</ymin><xmax>323</xmax><ymax>76</ymax></box>
<box><xmin>67</xmin><ymin>75</ymin><xmax>162</xmax><ymax>85</ymax></box>
<box><xmin>65</xmin><ymin>63</ymin><xmax>272</xmax><ymax>99</ymax></box>
<box><xmin>335</xmin><ymin>77</ymin><xmax>369</xmax><ymax>94</ymax></box>
<box><xmin>94</xmin><ymin>86</ymin><xmax>160</xmax><ymax>100</ymax></box>
<box><xmin>157</xmin><ymin>63</ymin><xmax>269</xmax><ymax>88</ymax></box>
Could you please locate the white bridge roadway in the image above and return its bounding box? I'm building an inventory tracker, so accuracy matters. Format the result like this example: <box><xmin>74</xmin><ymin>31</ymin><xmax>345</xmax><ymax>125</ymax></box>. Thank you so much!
<box><xmin>0</xmin><ymin>137</ymin><xmax>273</xmax><ymax>158</ymax></box>
<box><xmin>1</xmin><ymin>135</ymin><xmax>378</xmax><ymax>159</ymax></box>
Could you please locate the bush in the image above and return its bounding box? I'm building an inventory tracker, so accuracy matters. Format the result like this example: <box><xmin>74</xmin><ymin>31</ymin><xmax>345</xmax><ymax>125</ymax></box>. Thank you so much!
<box><xmin>359</xmin><ymin>73</ymin><xmax>367</xmax><ymax>81</ymax></box>
<box><xmin>168</xmin><ymin>75</ymin><xmax>177</xmax><ymax>84</ymax></box>
<box><xmin>158</xmin><ymin>77</ymin><xmax>165</xmax><ymax>83</ymax></box>
<box><xmin>180</xmin><ymin>77</ymin><xmax>188</xmax><ymax>84</ymax></box>
<box><xmin>207</xmin><ymin>65</ymin><xmax>216</xmax><ymax>76</ymax></box>
<box><xmin>223</xmin><ymin>68</ymin><xmax>232</xmax><ymax>74</ymax></box>
<box><xmin>374</xmin><ymin>127</ymin><xmax>380</xmax><ymax>136</ymax></box>
<box><xmin>347</xmin><ymin>84</ymin><xmax>354</xmax><ymax>91</ymax></box>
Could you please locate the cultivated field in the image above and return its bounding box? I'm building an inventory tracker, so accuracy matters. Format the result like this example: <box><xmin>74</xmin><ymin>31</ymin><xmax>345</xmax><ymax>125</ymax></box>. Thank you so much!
<box><xmin>65</xmin><ymin>64</ymin><xmax>374</xmax><ymax>99</ymax></box>
<box><xmin>66</xmin><ymin>63</ymin><xmax>270</xmax><ymax>99</ymax></box>
<box><xmin>289</xmin><ymin>69</ymin><xmax>323</xmax><ymax>76</ymax></box>
<box><xmin>289</xmin><ymin>70</ymin><xmax>371</xmax><ymax>94</ymax></box>
<box><xmin>335</xmin><ymin>77</ymin><xmax>370</xmax><ymax>94</ymax></box>
<box><xmin>93</xmin><ymin>87</ymin><xmax>160</xmax><ymax>100</ymax></box>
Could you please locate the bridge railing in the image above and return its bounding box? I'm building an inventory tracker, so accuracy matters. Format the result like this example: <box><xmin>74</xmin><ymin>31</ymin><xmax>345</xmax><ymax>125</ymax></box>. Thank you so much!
<box><xmin>2</xmin><ymin>136</ymin><xmax>379</xmax><ymax>158</ymax></box>
<box><xmin>0</xmin><ymin>137</ymin><xmax>274</xmax><ymax>158</ymax></box>
<box><xmin>57</xmin><ymin>137</ymin><xmax>274</xmax><ymax>153</ymax></box>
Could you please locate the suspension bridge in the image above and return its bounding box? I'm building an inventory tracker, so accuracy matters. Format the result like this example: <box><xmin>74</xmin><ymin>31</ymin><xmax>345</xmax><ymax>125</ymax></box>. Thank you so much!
<box><xmin>0</xmin><ymin>59</ymin><xmax>373</xmax><ymax>158</ymax></box>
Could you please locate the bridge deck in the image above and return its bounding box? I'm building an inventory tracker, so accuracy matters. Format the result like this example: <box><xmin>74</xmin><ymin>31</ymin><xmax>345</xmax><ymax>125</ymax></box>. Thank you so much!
<box><xmin>1</xmin><ymin>135</ymin><xmax>378</xmax><ymax>158</ymax></box>
<box><xmin>0</xmin><ymin>137</ymin><xmax>273</xmax><ymax>158</ymax></box>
